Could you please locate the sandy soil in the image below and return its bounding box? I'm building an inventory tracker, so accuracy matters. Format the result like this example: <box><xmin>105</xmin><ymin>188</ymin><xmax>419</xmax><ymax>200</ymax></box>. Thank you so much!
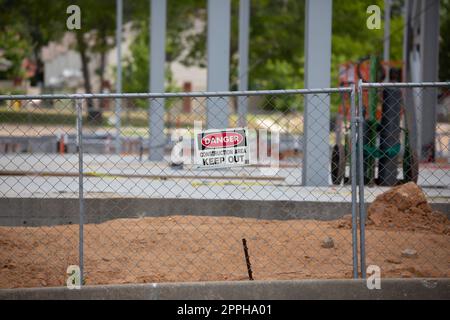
<box><xmin>0</xmin><ymin>214</ymin><xmax>448</xmax><ymax>289</ymax></box>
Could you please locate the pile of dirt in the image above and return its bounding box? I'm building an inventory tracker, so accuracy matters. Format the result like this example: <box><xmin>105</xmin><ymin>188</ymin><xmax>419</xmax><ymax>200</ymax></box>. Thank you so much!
<box><xmin>367</xmin><ymin>182</ymin><xmax>449</xmax><ymax>234</ymax></box>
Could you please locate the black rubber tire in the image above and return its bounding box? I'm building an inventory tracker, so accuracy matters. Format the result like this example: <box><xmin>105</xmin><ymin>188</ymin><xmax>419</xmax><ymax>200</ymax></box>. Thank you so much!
<box><xmin>331</xmin><ymin>144</ymin><xmax>345</xmax><ymax>185</ymax></box>
<box><xmin>402</xmin><ymin>148</ymin><xmax>419</xmax><ymax>184</ymax></box>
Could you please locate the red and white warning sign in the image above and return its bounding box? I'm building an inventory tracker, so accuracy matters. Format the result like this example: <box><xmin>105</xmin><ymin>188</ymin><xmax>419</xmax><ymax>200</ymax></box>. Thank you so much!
<box><xmin>194</xmin><ymin>128</ymin><xmax>250</xmax><ymax>169</ymax></box>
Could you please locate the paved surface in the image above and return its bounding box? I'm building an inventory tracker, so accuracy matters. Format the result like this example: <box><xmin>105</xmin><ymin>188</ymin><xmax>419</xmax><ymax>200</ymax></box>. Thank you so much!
<box><xmin>0</xmin><ymin>279</ymin><xmax>449</xmax><ymax>300</ymax></box>
<box><xmin>1</xmin><ymin>154</ymin><xmax>448</xmax><ymax>226</ymax></box>
<box><xmin>0</xmin><ymin>154</ymin><xmax>449</xmax><ymax>202</ymax></box>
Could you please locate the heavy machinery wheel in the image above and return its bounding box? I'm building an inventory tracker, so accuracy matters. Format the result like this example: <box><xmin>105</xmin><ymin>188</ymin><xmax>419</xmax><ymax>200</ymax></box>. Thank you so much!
<box><xmin>402</xmin><ymin>145</ymin><xmax>419</xmax><ymax>184</ymax></box>
<box><xmin>400</xmin><ymin>129</ymin><xmax>419</xmax><ymax>184</ymax></box>
<box><xmin>331</xmin><ymin>144</ymin><xmax>345</xmax><ymax>185</ymax></box>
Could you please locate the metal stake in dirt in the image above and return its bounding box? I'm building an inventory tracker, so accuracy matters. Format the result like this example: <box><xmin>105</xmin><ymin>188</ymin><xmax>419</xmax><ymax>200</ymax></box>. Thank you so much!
<box><xmin>242</xmin><ymin>238</ymin><xmax>253</xmax><ymax>281</ymax></box>
<box><xmin>76</xmin><ymin>99</ymin><xmax>85</xmax><ymax>284</ymax></box>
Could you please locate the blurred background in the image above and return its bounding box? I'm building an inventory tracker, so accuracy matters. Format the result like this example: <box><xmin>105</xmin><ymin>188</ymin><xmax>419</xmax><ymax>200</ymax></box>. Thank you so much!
<box><xmin>0</xmin><ymin>0</ymin><xmax>448</xmax><ymax>164</ymax></box>
<box><xmin>0</xmin><ymin>0</ymin><xmax>448</xmax><ymax>96</ymax></box>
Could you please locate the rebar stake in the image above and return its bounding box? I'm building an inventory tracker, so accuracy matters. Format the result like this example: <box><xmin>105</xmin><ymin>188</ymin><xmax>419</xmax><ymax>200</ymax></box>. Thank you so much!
<box><xmin>242</xmin><ymin>238</ymin><xmax>253</xmax><ymax>281</ymax></box>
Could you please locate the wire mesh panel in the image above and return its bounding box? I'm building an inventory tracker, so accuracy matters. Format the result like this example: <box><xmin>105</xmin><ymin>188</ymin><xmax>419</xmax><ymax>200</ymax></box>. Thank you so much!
<box><xmin>80</xmin><ymin>89</ymin><xmax>358</xmax><ymax>285</ymax></box>
<box><xmin>357</xmin><ymin>82</ymin><xmax>450</xmax><ymax>278</ymax></box>
<box><xmin>2</xmin><ymin>84</ymin><xmax>448</xmax><ymax>288</ymax></box>
<box><xmin>0</xmin><ymin>88</ymin><xmax>360</xmax><ymax>288</ymax></box>
<box><xmin>0</xmin><ymin>97</ymin><xmax>79</xmax><ymax>288</ymax></box>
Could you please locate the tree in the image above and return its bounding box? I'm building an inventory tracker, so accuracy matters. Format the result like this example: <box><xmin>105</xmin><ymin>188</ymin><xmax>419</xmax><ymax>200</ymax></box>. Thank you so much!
<box><xmin>181</xmin><ymin>0</ymin><xmax>405</xmax><ymax>96</ymax></box>
<box><xmin>123</xmin><ymin>0</ymin><xmax>202</xmax><ymax>94</ymax></box>
<box><xmin>0</xmin><ymin>25</ymin><xmax>30</xmax><ymax>81</ymax></box>
<box><xmin>181</xmin><ymin>0</ymin><xmax>306</xmax><ymax>91</ymax></box>
<box><xmin>69</xmin><ymin>0</ymin><xmax>117</xmax><ymax>121</ymax></box>
<box><xmin>0</xmin><ymin>0</ymin><xmax>65</xmax><ymax>86</ymax></box>
<box><xmin>439</xmin><ymin>0</ymin><xmax>450</xmax><ymax>81</ymax></box>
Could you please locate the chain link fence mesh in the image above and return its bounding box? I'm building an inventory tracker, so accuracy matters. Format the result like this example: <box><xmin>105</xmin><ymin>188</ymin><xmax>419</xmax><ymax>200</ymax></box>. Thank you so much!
<box><xmin>0</xmin><ymin>98</ymin><xmax>79</xmax><ymax>287</ymax></box>
<box><xmin>0</xmin><ymin>83</ymin><xmax>448</xmax><ymax>288</ymax></box>
<box><xmin>358</xmin><ymin>83</ymin><xmax>450</xmax><ymax>278</ymax></box>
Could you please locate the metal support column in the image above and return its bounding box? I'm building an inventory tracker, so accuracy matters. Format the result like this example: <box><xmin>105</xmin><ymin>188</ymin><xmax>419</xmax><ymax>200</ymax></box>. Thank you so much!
<box><xmin>149</xmin><ymin>0</ymin><xmax>167</xmax><ymax>161</ymax></box>
<box><xmin>384</xmin><ymin>0</ymin><xmax>391</xmax><ymax>82</ymax></box>
<box><xmin>303</xmin><ymin>0</ymin><xmax>332</xmax><ymax>186</ymax></box>
<box><xmin>237</xmin><ymin>0</ymin><xmax>250</xmax><ymax>128</ymax></box>
<box><xmin>206</xmin><ymin>0</ymin><xmax>231</xmax><ymax>129</ymax></box>
<box><xmin>115</xmin><ymin>0</ymin><xmax>123</xmax><ymax>154</ymax></box>
<box><xmin>419</xmin><ymin>0</ymin><xmax>440</xmax><ymax>161</ymax></box>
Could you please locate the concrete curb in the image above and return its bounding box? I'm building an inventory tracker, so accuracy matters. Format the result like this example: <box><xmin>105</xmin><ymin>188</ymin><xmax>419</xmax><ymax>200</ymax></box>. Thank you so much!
<box><xmin>1</xmin><ymin>197</ymin><xmax>449</xmax><ymax>227</ymax></box>
<box><xmin>1</xmin><ymin>279</ymin><xmax>449</xmax><ymax>300</ymax></box>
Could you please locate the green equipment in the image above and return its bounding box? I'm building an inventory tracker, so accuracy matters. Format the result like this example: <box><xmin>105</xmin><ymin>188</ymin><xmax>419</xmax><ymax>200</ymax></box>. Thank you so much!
<box><xmin>331</xmin><ymin>55</ymin><xmax>419</xmax><ymax>186</ymax></box>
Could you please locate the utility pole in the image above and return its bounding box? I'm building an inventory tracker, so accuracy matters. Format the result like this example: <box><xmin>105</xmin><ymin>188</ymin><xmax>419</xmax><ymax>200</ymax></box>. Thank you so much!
<box><xmin>384</xmin><ymin>0</ymin><xmax>391</xmax><ymax>82</ymax></box>
<box><xmin>238</xmin><ymin>0</ymin><xmax>250</xmax><ymax>127</ymax></box>
<box><xmin>149</xmin><ymin>0</ymin><xmax>167</xmax><ymax>161</ymax></box>
<box><xmin>206</xmin><ymin>0</ymin><xmax>231</xmax><ymax>129</ymax></box>
<box><xmin>115</xmin><ymin>0</ymin><xmax>123</xmax><ymax>154</ymax></box>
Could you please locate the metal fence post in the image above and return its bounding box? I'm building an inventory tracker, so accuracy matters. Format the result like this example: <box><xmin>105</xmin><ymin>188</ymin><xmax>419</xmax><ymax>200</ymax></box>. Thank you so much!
<box><xmin>357</xmin><ymin>80</ymin><xmax>367</xmax><ymax>278</ymax></box>
<box><xmin>76</xmin><ymin>98</ymin><xmax>85</xmax><ymax>284</ymax></box>
<box><xmin>350</xmin><ymin>84</ymin><xmax>359</xmax><ymax>279</ymax></box>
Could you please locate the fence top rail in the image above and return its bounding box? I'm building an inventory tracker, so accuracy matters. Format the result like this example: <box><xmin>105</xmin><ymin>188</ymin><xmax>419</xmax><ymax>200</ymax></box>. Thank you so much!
<box><xmin>0</xmin><ymin>87</ymin><xmax>352</xmax><ymax>101</ymax></box>
<box><xmin>360</xmin><ymin>81</ymin><xmax>450</xmax><ymax>88</ymax></box>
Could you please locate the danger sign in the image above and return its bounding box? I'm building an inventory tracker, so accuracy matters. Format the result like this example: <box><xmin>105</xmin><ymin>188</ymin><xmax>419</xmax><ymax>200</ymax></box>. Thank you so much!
<box><xmin>195</xmin><ymin>128</ymin><xmax>250</xmax><ymax>169</ymax></box>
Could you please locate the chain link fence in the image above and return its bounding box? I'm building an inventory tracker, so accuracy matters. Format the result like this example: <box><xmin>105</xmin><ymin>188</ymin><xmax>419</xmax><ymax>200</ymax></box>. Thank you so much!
<box><xmin>0</xmin><ymin>83</ymin><xmax>448</xmax><ymax>288</ymax></box>
<box><xmin>357</xmin><ymin>82</ymin><xmax>450</xmax><ymax>279</ymax></box>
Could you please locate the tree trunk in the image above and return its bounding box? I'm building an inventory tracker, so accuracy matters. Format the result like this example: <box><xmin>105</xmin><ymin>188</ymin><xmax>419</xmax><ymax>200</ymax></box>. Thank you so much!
<box><xmin>98</xmin><ymin>49</ymin><xmax>107</xmax><ymax>111</ymax></box>
<box><xmin>99</xmin><ymin>50</ymin><xmax>106</xmax><ymax>92</ymax></box>
<box><xmin>32</xmin><ymin>48</ymin><xmax>44</xmax><ymax>88</ymax></box>
<box><xmin>77</xmin><ymin>34</ymin><xmax>92</xmax><ymax>94</ymax></box>
<box><xmin>76</xmin><ymin>33</ymin><xmax>101</xmax><ymax>124</ymax></box>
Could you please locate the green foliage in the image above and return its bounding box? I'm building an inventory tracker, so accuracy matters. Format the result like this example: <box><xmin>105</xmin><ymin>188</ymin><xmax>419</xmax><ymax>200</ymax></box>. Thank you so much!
<box><xmin>180</xmin><ymin>0</ymin><xmax>407</xmax><ymax>111</ymax></box>
<box><xmin>72</xmin><ymin>0</ymin><xmax>117</xmax><ymax>51</ymax></box>
<box><xmin>71</xmin><ymin>0</ymin><xmax>117</xmax><ymax>93</ymax></box>
<box><xmin>253</xmin><ymin>60</ymin><xmax>304</xmax><ymax>113</ymax></box>
<box><xmin>0</xmin><ymin>0</ymin><xmax>67</xmax><ymax>81</ymax></box>
<box><xmin>2</xmin><ymin>0</ymin><xmax>449</xmax><ymax>105</ymax></box>
<box><xmin>122</xmin><ymin>0</ymin><xmax>202</xmax><ymax>105</ymax></box>
<box><xmin>121</xmin><ymin>20</ymin><xmax>178</xmax><ymax>109</ymax></box>
<box><xmin>332</xmin><ymin>0</ymin><xmax>384</xmax><ymax>60</ymax></box>
<box><xmin>0</xmin><ymin>27</ymin><xmax>30</xmax><ymax>79</ymax></box>
<box><xmin>0</xmin><ymin>109</ymin><xmax>151</xmax><ymax>128</ymax></box>
<box><xmin>440</xmin><ymin>0</ymin><xmax>450</xmax><ymax>81</ymax></box>
<box><xmin>246</xmin><ymin>0</ymin><xmax>305</xmax><ymax>91</ymax></box>
<box><xmin>122</xmin><ymin>21</ymin><xmax>180</xmax><ymax>95</ymax></box>
<box><xmin>123</xmin><ymin>21</ymin><xmax>150</xmax><ymax>94</ymax></box>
